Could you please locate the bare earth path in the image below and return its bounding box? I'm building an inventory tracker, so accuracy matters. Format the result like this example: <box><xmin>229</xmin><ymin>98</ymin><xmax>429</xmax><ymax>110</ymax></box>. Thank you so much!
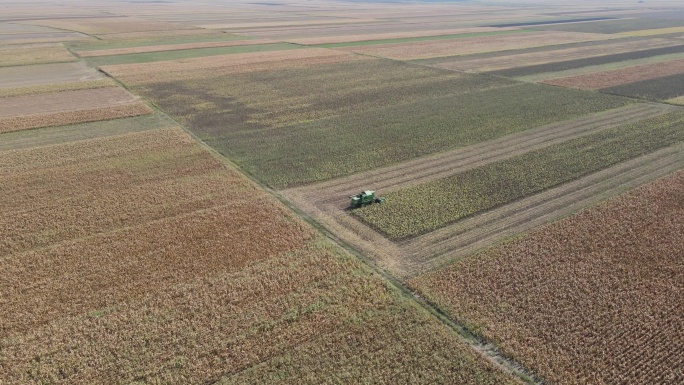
<box><xmin>281</xmin><ymin>103</ymin><xmax>683</xmax><ymax>277</ymax></box>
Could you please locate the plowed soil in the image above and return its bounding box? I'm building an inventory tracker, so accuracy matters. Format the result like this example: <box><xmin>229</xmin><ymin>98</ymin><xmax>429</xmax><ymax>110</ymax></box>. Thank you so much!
<box><xmin>543</xmin><ymin>57</ymin><xmax>684</xmax><ymax>89</ymax></box>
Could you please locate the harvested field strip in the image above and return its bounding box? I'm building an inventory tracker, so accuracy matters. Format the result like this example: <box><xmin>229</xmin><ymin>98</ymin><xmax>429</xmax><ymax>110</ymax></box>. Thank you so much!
<box><xmin>0</xmin><ymin>87</ymin><xmax>138</xmax><ymax>117</ymax></box>
<box><xmin>339</xmin><ymin>31</ymin><xmax>616</xmax><ymax>60</ymax></box>
<box><xmin>402</xmin><ymin>143</ymin><xmax>684</xmax><ymax>278</ymax></box>
<box><xmin>85</xmin><ymin>43</ymin><xmax>300</xmax><ymax>66</ymax></box>
<box><xmin>354</xmin><ymin>111</ymin><xmax>684</xmax><ymax>239</ymax></box>
<box><xmin>284</xmin><ymin>27</ymin><xmax>517</xmax><ymax>45</ymax></box>
<box><xmin>409</xmin><ymin>168</ymin><xmax>684</xmax><ymax>385</ymax></box>
<box><xmin>489</xmin><ymin>44</ymin><xmax>684</xmax><ymax>77</ymax></box>
<box><xmin>0</xmin><ymin>61</ymin><xmax>102</xmax><ymax>88</ymax></box>
<box><xmin>0</xmin><ymin>241</ymin><xmax>516</xmax><ymax>384</ymax></box>
<box><xmin>219</xmin><ymin>83</ymin><xmax>631</xmax><ymax>188</ymax></box>
<box><xmin>668</xmin><ymin>96</ymin><xmax>684</xmax><ymax>105</ymax></box>
<box><xmin>68</xmin><ymin>32</ymin><xmax>247</xmax><ymax>51</ymax></box>
<box><xmin>285</xmin><ymin>104</ymin><xmax>665</xmax><ymax>201</ymax></box>
<box><xmin>427</xmin><ymin>38</ymin><xmax>680</xmax><ymax>73</ymax></box>
<box><xmin>543</xmin><ymin>57</ymin><xmax>684</xmax><ymax>89</ymax></box>
<box><xmin>76</xmin><ymin>38</ymin><xmax>277</xmax><ymax>57</ymax></box>
<box><xmin>311</xmin><ymin>30</ymin><xmax>530</xmax><ymax>48</ymax></box>
<box><xmin>619</xmin><ymin>26</ymin><xmax>684</xmax><ymax>36</ymax></box>
<box><xmin>530</xmin><ymin>17</ymin><xmax>684</xmax><ymax>34</ymax></box>
<box><xmin>0</xmin><ymin>113</ymin><xmax>174</xmax><ymax>152</ymax></box>
<box><xmin>100</xmin><ymin>48</ymin><xmax>364</xmax><ymax>84</ymax></box>
<box><xmin>516</xmin><ymin>52</ymin><xmax>684</xmax><ymax>83</ymax></box>
<box><xmin>487</xmin><ymin>17</ymin><xmax>614</xmax><ymax>28</ymax></box>
<box><xmin>601</xmin><ymin>72</ymin><xmax>684</xmax><ymax>101</ymax></box>
<box><xmin>0</xmin><ymin>44</ymin><xmax>75</xmax><ymax>67</ymax></box>
<box><xmin>17</xmin><ymin>17</ymin><xmax>192</xmax><ymax>34</ymax></box>
<box><xmin>0</xmin><ymin>79</ymin><xmax>116</xmax><ymax>98</ymax></box>
<box><xmin>0</xmin><ymin>102</ymin><xmax>153</xmax><ymax>133</ymax></box>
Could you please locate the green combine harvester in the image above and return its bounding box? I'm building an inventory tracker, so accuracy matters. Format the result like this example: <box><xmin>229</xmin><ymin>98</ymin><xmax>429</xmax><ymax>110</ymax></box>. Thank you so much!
<box><xmin>350</xmin><ymin>190</ymin><xmax>385</xmax><ymax>208</ymax></box>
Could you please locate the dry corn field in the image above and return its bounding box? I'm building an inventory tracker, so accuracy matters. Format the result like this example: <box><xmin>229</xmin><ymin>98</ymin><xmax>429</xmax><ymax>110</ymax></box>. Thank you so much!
<box><xmin>0</xmin><ymin>127</ymin><xmax>517</xmax><ymax>384</ymax></box>
<box><xmin>542</xmin><ymin>57</ymin><xmax>684</xmax><ymax>89</ymax></box>
<box><xmin>0</xmin><ymin>79</ymin><xmax>116</xmax><ymax>98</ymax></box>
<box><xmin>410</xmin><ymin>170</ymin><xmax>684</xmax><ymax>385</ymax></box>
<box><xmin>0</xmin><ymin>44</ymin><xmax>76</xmax><ymax>67</ymax></box>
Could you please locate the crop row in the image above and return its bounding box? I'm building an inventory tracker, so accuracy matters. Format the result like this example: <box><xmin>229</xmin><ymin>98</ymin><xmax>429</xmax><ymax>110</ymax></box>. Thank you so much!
<box><xmin>490</xmin><ymin>43</ymin><xmax>684</xmax><ymax>77</ymax></box>
<box><xmin>409</xmin><ymin>168</ymin><xmax>684</xmax><ymax>385</ymax></box>
<box><xmin>354</xmin><ymin>111</ymin><xmax>684</xmax><ymax>239</ymax></box>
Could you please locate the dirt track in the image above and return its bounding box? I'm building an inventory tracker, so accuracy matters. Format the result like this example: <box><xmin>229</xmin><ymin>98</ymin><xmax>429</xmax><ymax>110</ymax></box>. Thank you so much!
<box><xmin>281</xmin><ymin>103</ymin><xmax>681</xmax><ymax>277</ymax></box>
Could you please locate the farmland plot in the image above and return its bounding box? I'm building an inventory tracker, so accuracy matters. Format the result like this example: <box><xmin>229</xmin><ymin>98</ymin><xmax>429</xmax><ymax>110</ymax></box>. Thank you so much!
<box><xmin>0</xmin><ymin>44</ymin><xmax>76</xmax><ymax>67</ymax></box>
<box><xmin>0</xmin><ymin>128</ymin><xmax>517</xmax><ymax>385</ymax></box>
<box><xmin>410</xmin><ymin>169</ymin><xmax>684</xmax><ymax>385</ymax></box>
<box><xmin>114</xmin><ymin>57</ymin><xmax>631</xmax><ymax>188</ymax></box>
<box><xmin>531</xmin><ymin>17</ymin><xmax>684</xmax><ymax>34</ymax></box>
<box><xmin>17</xmin><ymin>17</ymin><xmax>193</xmax><ymax>34</ymax></box>
<box><xmin>354</xmin><ymin>111</ymin><xmax>684</xmax><ymax>239</ymax></box>
<box><xmin>0</xmin><ymin>61</ymin><xmax>105</xmax><ymax>89</ymax></box>
<box><xmin>601</xmin><ymin>72</ymin><xmax>684</xmax><ymax>101</ymax></box>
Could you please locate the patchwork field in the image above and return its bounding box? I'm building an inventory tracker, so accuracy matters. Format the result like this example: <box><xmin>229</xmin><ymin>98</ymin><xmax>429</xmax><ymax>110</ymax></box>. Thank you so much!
<box><xmin>3</xmin><ymin>0</ymin><xmax>684</xmax><ymax>384</ymax></box>
<box><xmin>410</xmin><ymin>169</ymin><xmax>684</xmax><ymax>385</ymax></box>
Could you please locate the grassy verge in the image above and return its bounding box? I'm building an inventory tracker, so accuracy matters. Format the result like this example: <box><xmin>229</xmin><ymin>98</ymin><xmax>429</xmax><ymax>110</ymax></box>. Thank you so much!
<box><xmin>354</xmin><ymin>111</ymin><xmax>684</xmax><ymax>239</ymax></box>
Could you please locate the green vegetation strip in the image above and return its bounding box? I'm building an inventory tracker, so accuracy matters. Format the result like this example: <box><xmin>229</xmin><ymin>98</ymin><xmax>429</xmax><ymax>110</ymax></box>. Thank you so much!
<box><xmin>84</xmin><ymin>43</ymin><xmax>300</xmax><ymax>66</ymax></box>
<box><xmin>311</xmin><ymin>30</ymin><xmax>531</xmax><ymax>48</ymax></box>
<box><xmin>354</xmin><ymin>111</ymin><xmax>684</xmax><ymax>240</ymax></box>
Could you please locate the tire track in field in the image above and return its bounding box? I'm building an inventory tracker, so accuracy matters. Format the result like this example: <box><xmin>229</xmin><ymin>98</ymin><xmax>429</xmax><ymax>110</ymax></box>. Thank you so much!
<box><xmin>286</xmin><ymin>103</ymin><xmax>669</xmax><ymax>207</ymax></box>
<box><xmin>400</xmin><ymin>143</ymin><xmax>684</xmax><ymax>278</ymax></box>
<box><xmin>281</xmin><ymin>103</ymin><xmax>675</xmax><ymax>276</ymax></box>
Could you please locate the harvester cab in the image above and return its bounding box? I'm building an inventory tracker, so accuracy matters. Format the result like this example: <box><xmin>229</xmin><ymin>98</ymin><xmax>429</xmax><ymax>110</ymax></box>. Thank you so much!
<box><xmin>350</xmin><ymin>190</ymin><xmax>385</xmax><ymax>208</ymax></box>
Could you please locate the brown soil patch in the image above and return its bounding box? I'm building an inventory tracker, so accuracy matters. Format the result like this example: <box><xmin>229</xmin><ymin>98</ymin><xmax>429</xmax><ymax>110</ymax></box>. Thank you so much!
<box><xmin>0</xmin><ymin>44</ymin><xmax>76</xmax><ymax>67</ymax></box>
<box><xmin>434</xmin><ymin>38</ymin><xmax>679</xmax><ymax>72</ymax></box>
<box><xmin>410</xmin><ymin>167</ymin><xmax>684</xmax><ymax>385</ymax></box>
<box><xmin>543</xmin><ymin>57</ymin><xmax>684</xmax><ymax>89</ymax></box>
<box><xmin>76</xmin><ymin>38</ymin><xmax>276</xmax><ymax>57</ymax></box>
<box><xmin>0</xmin><ymin>87</ymin><xmax>138</xmax><ymax>116</ymax></box>
<box><xmin>340</xmin><ymin>31</ymin><xmax>616</xmax><ymax>60</ymax></box>
<box><xmin>0</xmin><ymin>102</ymin><xmax>153</xmax><ymax>133</ymax></box>
<box><xmin>281</xmin><ymin>104</ymin><xmax>674</xmax><ymax>277</ymax></box>
<box><xmin>101</xmin><ymin>48</ymin><xmax>370</xmax><ymax>85</ymax></box>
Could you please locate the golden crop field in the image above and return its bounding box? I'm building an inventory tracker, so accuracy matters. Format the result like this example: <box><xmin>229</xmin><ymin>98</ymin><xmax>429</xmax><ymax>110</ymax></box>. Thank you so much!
<box><xmin>2</xmin><ymin>0</ymin><xmax>684</xmax><ymax>383</ymax></box>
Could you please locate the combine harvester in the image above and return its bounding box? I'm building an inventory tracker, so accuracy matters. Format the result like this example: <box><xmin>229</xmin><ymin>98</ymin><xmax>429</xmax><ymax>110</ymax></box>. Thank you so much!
<box><xmin>350</xmin><ymin>190</ymin><xmax>385</xmax><ymax>208</ymax></box>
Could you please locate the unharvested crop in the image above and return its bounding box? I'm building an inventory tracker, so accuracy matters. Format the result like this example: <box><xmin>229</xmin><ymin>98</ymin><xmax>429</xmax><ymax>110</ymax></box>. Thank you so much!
<box><xmin>0</xmin><ymin>79</ymin><xmax>116</xmax><ymax>98</ymax></box>
<box><xmin>0</xmin><ymin>44</ymin><xmax>76</xmax><ymax>67</ymax></box>
<box><xmin>355</xmin><ymin>111</ymin><xmax>684</xmax><ymax>239</ymax></box>
<box><xmin>410</xmin><ymin>169</ymin><xmax>684</xmax><ymax>385</ymax></box>
<box><xmin>601</xmin><ymin>72</ymin><xmax>684</xmax><ymax>101</ymax></box>
<box><xmin>0</xmin><ymin>102</ymin><xmax>153</xmax><ymax>133</ymax></box>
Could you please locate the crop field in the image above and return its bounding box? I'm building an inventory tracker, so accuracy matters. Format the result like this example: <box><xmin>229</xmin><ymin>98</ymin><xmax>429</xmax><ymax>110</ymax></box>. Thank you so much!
<box><xmin>423</xmin><ymin>37</ymin><xmax>680</xmax><ymax>73</ymax></box>
<box><xmin>3</xmin><ymin>0</ymin><xmax>684</xmax><ymax>384</ymax></box>
<box><xmin>531</xmin><ymin>17</ymin><xmax>684</xmax><ymax>34</ymax></box>
<box><xmin>338</xmin><ymin>31</ymin><xmax>615</xmax><ymax>60</ymax></box>
<box><xmin>601</xmin><ymin>72</ymin><xmax>684</xmax><ymax>101</ymax></box>
<box><xmin>409</xmin><ymin>169</ymin><xmax>684</xmax><ymax>385</ymax></box>
<box><xmin>0</xmin><ymin>44</ymin><xmax>76</xmax><ymax>67</ymax></box>
<box><xmin>76</xmin><ymin>38</ymin><xmax>276</xmax><ymax>57</ymax></box>
<box><xmin>488</xmin><ymin>43</ymin><xmax>684</xmax><ymax>78</ymax></box>
<box><xmin>353</xmin><ymin>111</ymin><xmax>684</xmax><ymax>239</ymax></box>
<box><xmin>543</xmin><ymin>57</ymin><xmax>684</xmax><ymax>89</ymax></box>
<box><xmin>0</xmin><ymin>62</ymin><xmax>104</xmax><ymax>89</ymax></box>
<box><xmin>115</xmin><ymin>58</ymin><xmax>632</xmax><ymax>188</ymax></box>
<box><xmin>0</xmin><ymin>127</ymin><xmax>516</xmax><ymax>384</ymax></box>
